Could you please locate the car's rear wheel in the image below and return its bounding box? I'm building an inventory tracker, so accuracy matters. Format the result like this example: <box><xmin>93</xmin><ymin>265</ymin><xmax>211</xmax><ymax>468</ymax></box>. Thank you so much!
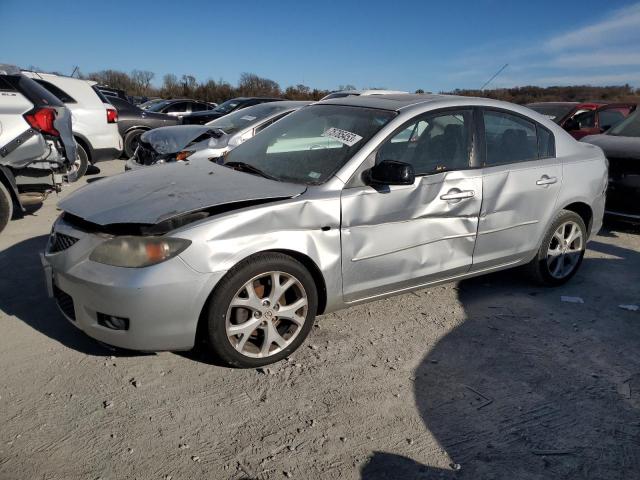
<box><xmin>205</xmin><ymin>253</ymin><xmax>318</xmax><ymax>368</ymax></box>
<box><xmin>71</xmin><ymin>142</ymin><xmax>89</xmax><ymax>179</ymax></box>
<box><xmin>0</xmin><ymin>181</ymin><xmax>13</xmax><ymax>234</ymax></box>
<box><xmin>124</xmin><ymin>129</ymin><xmax>145</xmax><ymax>158</ymax></box>
<box><xmin>527</xmin><ymin>210</ymin><xmax>587</xmax><ymax>285</ymax></box>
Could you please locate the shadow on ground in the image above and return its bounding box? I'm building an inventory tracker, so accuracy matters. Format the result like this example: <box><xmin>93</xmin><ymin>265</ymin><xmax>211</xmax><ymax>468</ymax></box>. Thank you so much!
<box><xmin>0</xmin><ymin>235</ymin><xmax>146</xmax><ymax>357</ymax></box>
<box><xmin>362</xmin><ymin>228</ymin><xmax>640</xmax><ymax>479</ymax></box>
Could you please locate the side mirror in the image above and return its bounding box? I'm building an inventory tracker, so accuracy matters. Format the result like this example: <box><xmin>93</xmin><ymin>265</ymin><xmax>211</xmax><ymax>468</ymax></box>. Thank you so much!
<box><xmin>366</xmin><ymin>160</ymin><xmax>415</xmax><ymax>186</ymax></box>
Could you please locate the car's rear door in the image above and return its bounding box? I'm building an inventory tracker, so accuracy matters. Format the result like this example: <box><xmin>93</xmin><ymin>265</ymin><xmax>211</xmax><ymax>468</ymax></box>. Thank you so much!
<box><xmin>341</xmin><ymin>108</ymin><xmax>482</xmax><ymax>303</ymax></box>
<box><xmin>471</xmin><ymin>108</ymin><xmax>561</xmax><ymax>272</ymax></box>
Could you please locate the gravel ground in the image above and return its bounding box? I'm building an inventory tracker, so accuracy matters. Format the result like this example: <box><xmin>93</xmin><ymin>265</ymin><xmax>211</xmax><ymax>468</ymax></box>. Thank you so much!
<box><xmin>1</xmin><ymin>160</ymin><xmax>639</xmax><ymax>480</ymax></box>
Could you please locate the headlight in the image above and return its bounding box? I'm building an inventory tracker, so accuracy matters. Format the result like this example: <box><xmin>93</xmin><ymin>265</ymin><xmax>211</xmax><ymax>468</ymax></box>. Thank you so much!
<box><xmin>89</xmin><ymin>236</ymin><xmax>191</xmax><ymax>268</ymax></box>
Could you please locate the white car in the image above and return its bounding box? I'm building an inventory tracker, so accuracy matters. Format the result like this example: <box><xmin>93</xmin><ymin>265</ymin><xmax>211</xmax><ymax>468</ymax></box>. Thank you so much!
<box><xmin>321</xmin><ymin>89</ymin><xmax>408</xmax><ymax>100</ymax></box>
<box><xmin>22</xmin><ymin>71</ymin><xmax>122</xmax><ymax>177</ymax></box>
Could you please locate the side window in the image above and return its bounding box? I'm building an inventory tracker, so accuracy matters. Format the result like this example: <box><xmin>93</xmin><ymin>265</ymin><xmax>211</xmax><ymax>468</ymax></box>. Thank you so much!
<box><xmin>0</xmin><ymin>77</ymin><xmax>17</xmax><ymax>91</ymax></box>
<box><xmin>378</xmin><ymin>110</ymin><xmax>472</xmax><ymax>175</ymax></box>
<box><xmin>34</xmin><ymin>80</ymin><xmax>76</xmax><ymax>103</ymax></box>
<box><xmin>599</xmin><ymin>110</ymin><xmax>625</xmax><ymax>130</ymax></box>
<box><xmin>191</xmin><ymin>102</ymin><xmax>208</xmax><ymax>112</ymax></box>
<box><xmin>165</xmin><ymin>101</ymin><xmax>189</xmax><ymax>113</ymax></box>
<box><xmin>574</xmin><ymin>110</ymin><xmax>595</xmax><ymax>129</ymax></box>
<box><xmin>483</xmin><ymin>111</ymin><xmax>538</xmax><ymax>165</ymax></box>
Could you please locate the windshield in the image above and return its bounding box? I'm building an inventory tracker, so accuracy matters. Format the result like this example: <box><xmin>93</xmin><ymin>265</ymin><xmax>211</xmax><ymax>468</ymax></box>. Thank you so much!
<box><xmin>214</xmin><ymin>99</ymin><xmax>242</xmax><ymax>114</ymax></box>
<box><xmin>139</xmin><ymin>99</ymin><xmax>164</xmax><ymax>109</ymax></box>
<box><xmin>223</xmin><ymin>104</ymin><xmax>396</xmax><ymax>184</ymax></box>
<box><xmin>527</xmin><ymin>104</ymin><xmax>576</xmax><ymax>123</ymax></box>
<box><xmin>608</xmin><ymin>109</ymin><xmax>640</xmax><ymax>137</ymax></box>
<box><xmin>206</xmin><ymin>103</ymin><xmax>293</xmax><ymax>134</ymax></box>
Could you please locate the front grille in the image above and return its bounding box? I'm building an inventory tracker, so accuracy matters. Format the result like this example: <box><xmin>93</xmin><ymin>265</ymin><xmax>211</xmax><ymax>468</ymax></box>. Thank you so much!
<box><xmin>53</xmin><ymin>285</ymin><xmax>76</xmax><ymax>321</ymax></box>
<box><xmin>48</xmin><ymin>232</ymin><xmax>79</xmax><ymax>253</ymax></box>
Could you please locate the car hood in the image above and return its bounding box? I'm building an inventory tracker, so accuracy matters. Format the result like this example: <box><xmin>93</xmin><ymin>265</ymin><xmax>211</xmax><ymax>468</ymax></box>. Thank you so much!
<box><xmin>59</xmin><ymin>160</ymin><xmax>306</xmax><ymax>226</ymax></box>
<box><xmin>581</xmin><ymin>134</ymin><xmax>640</xmax><ymax>160</ymax></box>
<box><xmin>140</xmin><ymin>125</ymin><xmax>225</xmax><ymax>155</ymax></box>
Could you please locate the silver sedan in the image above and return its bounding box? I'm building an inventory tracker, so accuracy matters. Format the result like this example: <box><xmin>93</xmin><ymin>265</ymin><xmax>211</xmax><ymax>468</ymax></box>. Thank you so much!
<box><xmin>42</xmin><ymin>94</ymin><xmax>607</xmax><ymax>367</ymax></box>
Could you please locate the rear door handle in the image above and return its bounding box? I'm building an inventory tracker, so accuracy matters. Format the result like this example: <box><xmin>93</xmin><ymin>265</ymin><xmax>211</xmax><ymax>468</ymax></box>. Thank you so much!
<box><xmin>440</xmin><ymin>189</ymin><xmax>475</xmax><ymax>201</ymax></box>
<box><xmin>536</xmin><ymin>175</ymin><xmax>557</xmax><ymax>186</ymax></box>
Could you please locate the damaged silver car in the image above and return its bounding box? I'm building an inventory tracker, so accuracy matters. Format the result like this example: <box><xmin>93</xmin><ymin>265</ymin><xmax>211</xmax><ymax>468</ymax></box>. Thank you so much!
<box><xmin>125</xmin><ymin>101</ymin><xmax>311</xmax><ymax>170</ymax></box>
<box><xmin>42</xmin><ymin>94</ymin><xmax>607</xmax><ymax>367</ymax></box>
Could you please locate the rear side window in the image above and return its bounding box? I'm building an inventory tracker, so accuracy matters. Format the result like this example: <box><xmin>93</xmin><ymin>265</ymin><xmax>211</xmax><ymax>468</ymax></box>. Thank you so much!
<box><xmin>537</xmin><ymin>126</ymin><xmax>554</xmax><ymax>159</ymax></box>
<box><xmin>483</xmin><ymin>110</ymin><xmax>554</xmax><ymax>165</ymax></box>
<box><xmin>34</xmin><ymin>79</ymin><xmax>76</xmax><ymax>103</ymax></box>
<box><xmin>3</xmin><ymin>75</ymin><xmax>64</xmax><ymax>107</ymax></box>
<box><xmin>191</xmin><ymin>102</ymin><xmax>209</xmax><ymax>112</ymax></box>
<box><xmin>599</xmin><ymin>110</ymin><xmax>625</xmax><ymax>129</ymax></box>
<box><xmin>0</xmin><ymin>77</ymin><xmax>17</xmax><ymax>91</ymax></box>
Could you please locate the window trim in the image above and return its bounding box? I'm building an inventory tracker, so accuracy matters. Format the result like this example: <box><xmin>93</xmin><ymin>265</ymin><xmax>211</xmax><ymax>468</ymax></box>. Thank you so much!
<box><xmin>478</xmin><ymin>106</ymin><xmax>556</xmax><ymax>168</ymax></box>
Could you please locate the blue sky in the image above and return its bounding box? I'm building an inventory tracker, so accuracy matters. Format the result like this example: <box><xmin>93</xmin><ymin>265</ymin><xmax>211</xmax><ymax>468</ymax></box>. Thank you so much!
<box><xmin>2</xmin><ymin>0</ymin><xmax>639</xmax><ymax>92</ymax></box>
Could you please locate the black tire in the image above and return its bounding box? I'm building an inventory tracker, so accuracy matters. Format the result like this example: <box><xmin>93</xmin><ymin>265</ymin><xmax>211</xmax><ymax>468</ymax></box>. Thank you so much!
<box><xmin>73</xmin><ymin>142</ymin><xmax>89</xmax><ymax>179</ymax></box>
<box><xmin>205</xmin><ymin>253</ymin><xmax>318</xmax><ymax>368</ymax></box>
<box><xmin>0</xmin><ymin>181</ymin><xmax>13</xmax><ymax>234</ymax></box>
<box><xmin>526</xmin><ymin>209</ymin><xmax>587</xmax><ymax>286</ymax></box>
<box><xmin>124</xmin><ymin>129</ymin><xmax>145</xmax><ymax>158</ymax></box>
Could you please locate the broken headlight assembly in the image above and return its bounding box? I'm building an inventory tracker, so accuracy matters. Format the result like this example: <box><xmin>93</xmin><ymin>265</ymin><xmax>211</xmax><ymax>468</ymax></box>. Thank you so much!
<box><xmin>89</xmin><ymin>236</ymin><xmax>191</xmax><ymax>268</ymax></box>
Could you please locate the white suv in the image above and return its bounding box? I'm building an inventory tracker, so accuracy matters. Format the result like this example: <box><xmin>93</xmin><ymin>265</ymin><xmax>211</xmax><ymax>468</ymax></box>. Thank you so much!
<box><xmin>22</xmin><ymin>71</ymin><xmax>122</xmax><ymax>177</ymax></box>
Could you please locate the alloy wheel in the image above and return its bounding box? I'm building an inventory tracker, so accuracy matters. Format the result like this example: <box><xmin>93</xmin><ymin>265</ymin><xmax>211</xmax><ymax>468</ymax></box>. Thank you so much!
<box><xmin>546</xmin><ymin>220</ymin><xmax>584</xmax><ymax>279</ymax></box>
<box><xmin>225</xmin><ymin>271</ymin><xmax>308</xmax><ymax>358</ymax></box>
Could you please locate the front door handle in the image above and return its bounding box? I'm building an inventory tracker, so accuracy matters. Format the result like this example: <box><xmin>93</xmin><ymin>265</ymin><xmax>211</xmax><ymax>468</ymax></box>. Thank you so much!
<box><xmin>440</xmin><ymin>189</ymin><xmax>475</xmax><ymax>201</ymax></box>
<box><xmin>536</xmin><ymin>175</ymin><xmax>558</xmax><ymax>186</ymax></box>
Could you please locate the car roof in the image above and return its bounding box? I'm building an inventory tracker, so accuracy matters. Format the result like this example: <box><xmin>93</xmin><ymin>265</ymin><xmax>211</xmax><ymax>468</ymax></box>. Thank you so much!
<box><xmin>527</xmin><ymin>102</ymin><xmax>580</xmax><ymax>107</ymax></box>
<box><xmin>262</xmin><ymin>100</ymin><xmax>311</xmax><ymax>108</ymax></box>
<box><xmin>317</xmin><ymin>93</ymin><xmax>469</xmax><ymax>111</ymax></box>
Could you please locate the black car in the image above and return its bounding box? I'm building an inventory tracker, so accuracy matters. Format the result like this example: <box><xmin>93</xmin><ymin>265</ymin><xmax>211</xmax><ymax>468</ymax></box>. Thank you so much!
<box><xmin>581</xmin><ymin>109</ymin><xmax>640</xmax><ymax>222</ymax></box>
<box><xmin>143</xmin><ymin>99</ymin><xmax>217</xmax><ymax>119</ymax></box>
<box><xmin>105</xmin><ymin>96</ymin><xmax>179</xmax><ymax>158</ymax></box>
<box><xmin>180</xmin><ymin>97</ymin><xmax>283</xmax><ymax>125</ymax></box>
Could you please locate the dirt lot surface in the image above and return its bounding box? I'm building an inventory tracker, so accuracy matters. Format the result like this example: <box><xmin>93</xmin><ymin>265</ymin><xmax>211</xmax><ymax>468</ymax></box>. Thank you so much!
<box><xmin>1</xmin><ymin>160</ymin><xmax>639</xmax><ymax>480</ymax></box>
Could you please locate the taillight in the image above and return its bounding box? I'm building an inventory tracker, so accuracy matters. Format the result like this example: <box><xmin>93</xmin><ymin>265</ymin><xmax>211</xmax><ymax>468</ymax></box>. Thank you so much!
<box><xmin>24</xmin><ymin>107</ymin><xmax>59</xmax><ymax>136</ymax></box>
<box><xmin>107</xmin><ymin>108</ymin><xmax>118</xmax><ymax>123</ymax></box>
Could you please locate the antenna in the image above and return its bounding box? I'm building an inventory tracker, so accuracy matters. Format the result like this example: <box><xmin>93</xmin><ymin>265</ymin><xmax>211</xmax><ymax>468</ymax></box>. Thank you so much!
<box><xmin>480</xmin><ymin>63</ymin><xmax>509</xmax><ymax>90</ymax></box>
<box><xmin>70</xmin><ymin>66</ymin><xmax>79</xmax><ymax>78</ymax></box>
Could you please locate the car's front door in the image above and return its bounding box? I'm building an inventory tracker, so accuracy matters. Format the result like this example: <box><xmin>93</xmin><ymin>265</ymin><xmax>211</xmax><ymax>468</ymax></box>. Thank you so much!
<box><xmin>341</xmin><ymin>109</ymin><xmax>483</xmax><ymax>303</ymax></box>
<box><xmin>471</xmin><ymin>108</ymin><xmax>562</xmax><ymax>272</ymax></box>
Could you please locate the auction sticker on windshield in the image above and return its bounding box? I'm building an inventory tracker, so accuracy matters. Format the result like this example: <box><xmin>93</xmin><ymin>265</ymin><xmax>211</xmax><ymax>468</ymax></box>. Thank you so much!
<box><xmin>322</xmin><ymin>127</ymin><xmax>363</xmax><ymax>147</ymax></box>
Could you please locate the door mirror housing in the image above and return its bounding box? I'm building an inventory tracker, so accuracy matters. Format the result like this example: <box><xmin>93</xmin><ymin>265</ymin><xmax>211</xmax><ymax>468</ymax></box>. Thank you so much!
<box><xmin>366</xmin><ymin>160</ymin><xmax>415</xmax><ymax>186</ymax></box>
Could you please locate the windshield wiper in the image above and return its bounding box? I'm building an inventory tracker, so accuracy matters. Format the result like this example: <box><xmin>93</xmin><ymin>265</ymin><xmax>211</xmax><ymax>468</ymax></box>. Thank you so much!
<box><xmin>224</xmin><ymin>161</ymin><xmax>278</xmax><ymax>181</ymax></box>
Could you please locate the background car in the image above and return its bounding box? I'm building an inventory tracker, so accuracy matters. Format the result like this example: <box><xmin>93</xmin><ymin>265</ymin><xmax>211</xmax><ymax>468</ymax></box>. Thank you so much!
<box><xmin>138</xmin><ymin>98</ymin><xmax>166</xmax><ymax>110</ymax></box>
<box><xmin>43</xmin><ymin>94</ymin><xmax>606</xmax><ymax>367</ymax></box>
<box><xmin>564</xmin><ymin>103</ymin><xmax>636</xmax><ymax>139</ymax></box>
<box><xmin>0</xmin><ymin>64</ymin><xmax>76</xmax><ymax>233</ymax></box>
<box><xmin>104</xmin><ymin>95</ymin><xmax>179</xmax><ymax>158</ymax></box>
<box><xmin>320</xmin><ymin>89</ymin><xmax>408</xmax><ymax>100</ymax></box>
<box><xmin>22</xmin><ymin>71</ymin><xmax>122</xmax><ymax>178</ymax></box>
<box><xmin>581</xmin><ymin>109</ymin><xmax>640</xmax><ymax>222</ymax></box>
<box><xmin>179</xmin><ymin>97</ymin><xmax>283</xmax><ymax>125</ymax></box>
<box><xmin>126</xmin><ymin>101</ymin><xmax>310</xmax><ymax>170</ymax></box>
<box><xmin>526</xmin><ymin>101</ymin><xmax>603</xmax><ymax>126</ymax></box>
<box><xmin>143</xmin><ymin>98</ymin><xmax>217</xmax><ymax>118</ymax></box>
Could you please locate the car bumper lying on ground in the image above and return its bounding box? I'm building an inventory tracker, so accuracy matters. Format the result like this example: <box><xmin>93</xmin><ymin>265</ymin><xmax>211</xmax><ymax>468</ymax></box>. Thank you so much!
<box><xmin>41</xmin><ymin>220</ymin><xmax>225</xmax><ymax>351</ymax></box>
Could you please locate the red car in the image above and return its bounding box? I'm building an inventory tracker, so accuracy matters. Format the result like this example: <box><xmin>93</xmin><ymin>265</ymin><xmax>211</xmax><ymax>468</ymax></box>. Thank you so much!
<box><xmin>527</xmin><ymin>102</ymin><xmax>636</xmax><ymax>139</ymax></box>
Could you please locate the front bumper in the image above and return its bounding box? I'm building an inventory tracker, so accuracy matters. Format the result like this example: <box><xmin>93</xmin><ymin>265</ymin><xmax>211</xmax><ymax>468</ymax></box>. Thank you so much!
<box><xmin>41</xmin><ymin>221</ymin><xmax>225</xmax><ymax>351</ymax></box>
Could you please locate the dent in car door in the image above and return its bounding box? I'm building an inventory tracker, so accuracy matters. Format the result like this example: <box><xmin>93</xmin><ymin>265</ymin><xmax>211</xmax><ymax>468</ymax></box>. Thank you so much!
<box><xmin>471</xmin><ymin>109</ymin><xmax>562</xmax><ymax>271</ymax></box>
<box><xmin>341</xmin><ymin>108</ymin><xmax>482</xmax><ymax>303</ymax></box>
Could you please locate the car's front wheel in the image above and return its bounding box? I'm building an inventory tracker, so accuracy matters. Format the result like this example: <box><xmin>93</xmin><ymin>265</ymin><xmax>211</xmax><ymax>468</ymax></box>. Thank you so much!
<box><xmin>205</xmin><ymin>253</ymin><xmax>318</xmax><ymax>368</ymax></box>
<box><xmin>527</xmin><ymin>209</ymin><xmax>587</xmax><ymax>285</ymax></box>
